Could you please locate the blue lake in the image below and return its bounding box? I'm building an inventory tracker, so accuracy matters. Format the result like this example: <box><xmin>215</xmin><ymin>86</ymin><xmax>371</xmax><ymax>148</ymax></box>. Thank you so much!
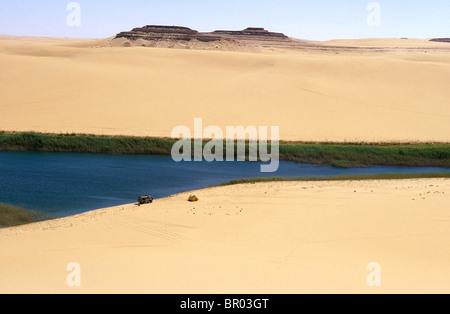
<box><xmin>0</xmin><ymin>151</ymin><xmax>448</xmax><ymax>218</ymax></box>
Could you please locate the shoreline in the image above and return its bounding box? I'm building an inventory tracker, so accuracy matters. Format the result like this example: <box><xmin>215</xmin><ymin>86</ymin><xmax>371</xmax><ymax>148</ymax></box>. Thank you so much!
<box><xmin>3</xmin><ymin>174</ymin><xmax>449</xmax><ymax>232</ymax></box>
<box><xmin>1</xmin><ymin>132</ymin><xmax>449</xmax><ymax>168</ymax></box>
<box><xmin>1</xmin><ymin>173</ymin><xmax>449</xmax><ymax>230</ymax></box>
<box><xmin>2</xmin><ymin>130</ymin><xmax>450</xmax><ymax>145</ymax></box>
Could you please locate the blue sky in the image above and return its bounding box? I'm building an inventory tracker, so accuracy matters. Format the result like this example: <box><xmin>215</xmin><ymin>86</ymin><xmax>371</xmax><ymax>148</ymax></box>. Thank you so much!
<box><xmin>0</xmin><ymin>0</ymin><xmax>449</xmax><ymax>40</ymax></box>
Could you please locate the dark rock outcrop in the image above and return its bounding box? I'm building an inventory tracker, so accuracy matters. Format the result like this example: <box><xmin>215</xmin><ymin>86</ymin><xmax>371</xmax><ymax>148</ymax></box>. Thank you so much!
<box><xmin>116</xmin><ymin>25</ymin><xmax>223</xmax><ymax>42</ymax></box>
<box><xmin>115</xmin><ymin>25</ymin><xmax>290</xmax><ymax>43</ymax></box>
<box><xmin>430</xmin><ymin>38</ymin><xmax>450</xmax><ymax>43</ymax></box>
<box><xmin>212</xmin><ymin>27</ymin><xmax>289</xmax><ymax>40</ymax></box>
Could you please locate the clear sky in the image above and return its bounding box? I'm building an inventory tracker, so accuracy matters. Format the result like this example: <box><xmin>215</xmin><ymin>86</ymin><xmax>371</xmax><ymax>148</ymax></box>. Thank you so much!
<box><xmin>0</xmin><ymin>0</ymin><xmax>449</xmax><ymax>40</ymax></box>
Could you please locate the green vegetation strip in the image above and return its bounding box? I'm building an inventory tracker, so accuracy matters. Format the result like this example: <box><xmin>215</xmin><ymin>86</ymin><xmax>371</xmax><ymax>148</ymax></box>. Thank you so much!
<box><xmin>219</xmin><ymin>172</ymin><xmax>450</xmax><ymax>186</ymax></box>
<box><xmin>0</xmin><ymin>203</ymin><xmax>44</xmax><ymax>228</ymax></box>
<box><xmin>0</xmin><ymin>132</ymin><xmax>175</xmax><ymax>155</ymax></box>
<box><xmin>0</xmin><ymin>132</ymin><xmax>449</xmax><ymax>168</ymax></box>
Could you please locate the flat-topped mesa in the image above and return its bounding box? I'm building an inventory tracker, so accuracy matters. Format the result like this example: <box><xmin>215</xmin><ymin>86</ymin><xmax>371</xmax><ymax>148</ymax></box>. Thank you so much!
<box><xmin>132</xmin><ymin>25</ymin><xmax>199</xmax><ymax>35</ymax></box>
<box><xmin>115</xmin><ymin>25</ymin><xmax>223</xmax><ymax>42</ymax></box>
<box><xmin>212</xmin><ymin>27</ymin><xmax>289</xmax><ymax>40</ymax></box>
<box><xmin>113</xmin><ymin>25</ymin><xmax>293</xmax><ymax>49</ymax></box>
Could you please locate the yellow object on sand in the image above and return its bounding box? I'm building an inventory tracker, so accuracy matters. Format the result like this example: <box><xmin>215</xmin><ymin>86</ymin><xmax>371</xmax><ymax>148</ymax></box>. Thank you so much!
<box><xmin>188</xmin><ymin>195</ymin><xmax>199</xmax><ymax>202</ymax></box>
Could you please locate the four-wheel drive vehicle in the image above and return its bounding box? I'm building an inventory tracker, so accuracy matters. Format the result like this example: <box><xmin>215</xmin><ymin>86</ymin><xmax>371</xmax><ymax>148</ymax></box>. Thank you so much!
<box><xmin>138</xmin><ymin>195</ymin><xmax>154</xmax><ymax>205</ymax></box>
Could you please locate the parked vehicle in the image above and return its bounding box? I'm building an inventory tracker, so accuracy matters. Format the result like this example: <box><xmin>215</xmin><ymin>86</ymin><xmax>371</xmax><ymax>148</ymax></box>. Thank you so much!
<box><xmin>138</xmin><ymin>195</ymin><xmax>154</xmax><ymax>205</ymax></box>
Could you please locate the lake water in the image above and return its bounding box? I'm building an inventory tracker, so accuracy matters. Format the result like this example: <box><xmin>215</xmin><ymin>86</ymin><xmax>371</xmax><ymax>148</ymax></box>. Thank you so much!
<box><xmin>0</xmin><ymin>151</ymin><xmax>448</xmax><ymax>218</ymax></box>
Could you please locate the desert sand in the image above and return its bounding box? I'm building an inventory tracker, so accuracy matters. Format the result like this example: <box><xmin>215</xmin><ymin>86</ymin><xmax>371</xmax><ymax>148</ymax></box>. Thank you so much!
<box><xmin>0</xmin><ymin>179</ymin><xmax>449</xmax><ymax>294</ymax></box>
<box><xmin>0</xmin><ymin>36</ymin><xmax>449</xmax><ymax>142</ymax></box>
<box><xmin>1</xmin><ymin>35</ymin><xmax>449</xmax><ymax>294</ymax></box>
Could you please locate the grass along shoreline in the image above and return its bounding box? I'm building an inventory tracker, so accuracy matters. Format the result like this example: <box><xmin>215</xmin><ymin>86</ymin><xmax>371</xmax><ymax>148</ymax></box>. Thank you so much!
<box><xmin>219</xmin><ymin>172</ymin><xmax>450</xmax><ymax>186</ymax></box>
<box><xmin>0</xmin><ymin>132</ymin><xmax>449</xmax><ymax>168</ymax></box>
<box><xmin>0</xmin><ymin>203</ymin><xmax>45</xmax><ymax>228</ymax></box>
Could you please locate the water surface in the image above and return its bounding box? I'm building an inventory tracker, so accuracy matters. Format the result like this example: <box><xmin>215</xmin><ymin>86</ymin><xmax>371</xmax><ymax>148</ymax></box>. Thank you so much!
<box><xmin>0</xmin><ymin>151</ymin><xmax>447</xmax><ymax>217</ymax></box>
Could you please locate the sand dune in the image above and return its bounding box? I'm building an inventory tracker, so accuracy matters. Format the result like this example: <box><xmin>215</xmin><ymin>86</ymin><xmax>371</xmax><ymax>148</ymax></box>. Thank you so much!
<box><xmin>0</xmin><ymin>36</ymin><xmax>449</xmax><ymax>142</ymax></box>
<box><xmin>1</xmin><ymin>37</ymin><xmax>449</xmax><ymax>293</ymax></box>
<box><xmin>0</xmin><ymin>179</ymin><xmax>448</xmax><ymax>294</ymax></box>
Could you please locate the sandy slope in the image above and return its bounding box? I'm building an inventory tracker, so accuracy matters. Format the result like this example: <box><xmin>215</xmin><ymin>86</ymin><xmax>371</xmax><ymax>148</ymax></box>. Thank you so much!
<box><xmin>0</xmin><ymin>179</ymin><xmax>449</xmax><ymax>294</ymax></box>
<box><xmin>0</xmin><ymin>36</ymin><xmax>449</xmax><ymax>142</ymax></box>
